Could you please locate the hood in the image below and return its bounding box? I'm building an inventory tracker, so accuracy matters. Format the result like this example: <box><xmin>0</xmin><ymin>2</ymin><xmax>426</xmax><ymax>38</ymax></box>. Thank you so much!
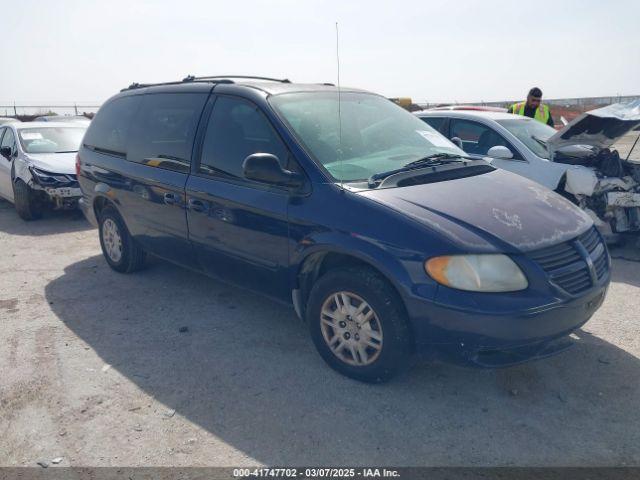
<box><xmin>25</xmin><ymin>152</ymin><xmax>77</xmax><ymax>175</ymax></box>
<box><xmin>358</xmin><ymin>169</ymin><xmax>593</xmax><ymax>252</ymax></box>
<box><xmin>548</xmin><ymin>100</ymin><xmax>640</xmax><ymax>153</ymax></box>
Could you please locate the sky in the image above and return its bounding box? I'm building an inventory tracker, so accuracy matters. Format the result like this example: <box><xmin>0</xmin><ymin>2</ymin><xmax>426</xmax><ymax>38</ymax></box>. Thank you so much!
<box><xmin>1</xmin><ymin>0</ymin><xmax>639</xmax><ymax>108</ymax></box>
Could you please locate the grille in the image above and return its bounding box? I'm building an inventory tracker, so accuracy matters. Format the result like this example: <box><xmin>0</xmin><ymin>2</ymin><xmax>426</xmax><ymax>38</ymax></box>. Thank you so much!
<box><xmin>527</xmin><ymin>226</ymin><xmax>609</xmax><ymax>295</ymax></box>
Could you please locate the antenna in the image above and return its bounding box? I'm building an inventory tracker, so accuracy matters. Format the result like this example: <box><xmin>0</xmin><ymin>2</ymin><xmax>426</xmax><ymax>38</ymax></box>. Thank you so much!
<box><xmin>336</xmin><ymin>21</ymin><xmax>344</xmax><ymax>190</ymax></box>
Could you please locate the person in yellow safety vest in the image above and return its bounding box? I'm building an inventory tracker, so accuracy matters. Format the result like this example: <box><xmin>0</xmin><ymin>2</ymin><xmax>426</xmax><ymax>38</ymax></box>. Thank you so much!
<box><xmin>508</xmin><ymin>87</ymin><xmax>554</xmax><ymax>127</ymax></box>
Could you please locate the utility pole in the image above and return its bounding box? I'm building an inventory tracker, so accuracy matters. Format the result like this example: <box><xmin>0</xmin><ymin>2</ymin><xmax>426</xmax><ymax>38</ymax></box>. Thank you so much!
<box><xmin>74</xmin><ymin>104</ymin><xmax>78</xmax><ymax>115</ymax></box>
<box><xmin>13</xmin><ymin>102</ymin><xmax>17</xmax><ymax>117</ymax></box>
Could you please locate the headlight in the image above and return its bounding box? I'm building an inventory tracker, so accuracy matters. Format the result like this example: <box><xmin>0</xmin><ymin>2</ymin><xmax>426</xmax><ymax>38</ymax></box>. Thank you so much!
<box><xmin>425</xmin><ymin>254</ymin><xmax>528</xmax><ymax>292</ymax></box>
<box><xmin>30</xmin><ymin>167</ymin><xmax>73</xmax><ymax>186</ymax></box>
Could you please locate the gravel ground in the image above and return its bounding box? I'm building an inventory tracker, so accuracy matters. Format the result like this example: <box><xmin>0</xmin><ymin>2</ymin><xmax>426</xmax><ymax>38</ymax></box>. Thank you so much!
<box><xmin>0</xmin><ymin>199</ymin><xmax>639</xmax><ymax>467</ymax></box>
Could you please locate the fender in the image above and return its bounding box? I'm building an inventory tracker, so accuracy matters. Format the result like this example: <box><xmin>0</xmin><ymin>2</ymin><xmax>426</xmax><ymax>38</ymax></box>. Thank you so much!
<box><xmin>92</xmin><ymin>182</ymin><xmax>125</xmax><ymax>218</ymax></box>
<box><xmin>290</xmin><ymin>230</ymin><xmax>438</xmax><ymax>319</ymax></box>
<box><xmin>538</xmin><ymin>162</ymin><xmax>570</xmax><ymax>191</ymax></box>
<box><xmin>489</xmin><ymin>156</ymin><xmax>569</xmax><ymax>191</ymax></box>
<box><xmin>12</xmin><ymin>156</ymin><xmax>33</xmax><ymax>186</ymax></box>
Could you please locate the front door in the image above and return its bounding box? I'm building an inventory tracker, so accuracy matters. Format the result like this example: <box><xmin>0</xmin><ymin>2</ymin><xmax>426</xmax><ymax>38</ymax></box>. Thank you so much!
<box><xmin>186</xmin><ymin>95</ymin><xmax>292</xmax><ymax>301</ymax></box>
<box><xmin>449</xmin><ymin>119</ymin><xmax>520</xmax><ymax>158</ymax></box>
<box><xmin>0</xmin><ymin>128</ymin><xmax>16</xmax><ymax>201</ymax></box>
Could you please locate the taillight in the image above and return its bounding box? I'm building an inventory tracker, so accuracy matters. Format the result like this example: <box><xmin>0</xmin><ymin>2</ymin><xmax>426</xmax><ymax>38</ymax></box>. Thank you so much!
<box><xmin>75</xmin><ymin>154</ymin><xmax>81</xmax><ymax>177</ymax></box>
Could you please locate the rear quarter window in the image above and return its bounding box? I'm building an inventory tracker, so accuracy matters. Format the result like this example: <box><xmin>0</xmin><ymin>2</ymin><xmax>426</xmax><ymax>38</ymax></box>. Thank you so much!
<box><xmin>83</xmin><ymin>95</ymin><xmax>142</xmax><ymax>156</ymax></box>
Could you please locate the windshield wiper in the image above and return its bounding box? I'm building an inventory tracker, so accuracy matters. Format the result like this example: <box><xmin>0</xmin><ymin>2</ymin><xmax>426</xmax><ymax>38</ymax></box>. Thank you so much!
<box><xmin>367</xmin><ymin>153</ymin><xmax>473</xmax><ymax>187</ymax></box>
<box><xmin>54</xmin><ymin>150</ymin><xmax>78</xmax><ymax>154</ymax></box>
<box><xmin>404</xmin><ymin>152</ymin><xmax>476</xmax><ymax>166</ymax></box>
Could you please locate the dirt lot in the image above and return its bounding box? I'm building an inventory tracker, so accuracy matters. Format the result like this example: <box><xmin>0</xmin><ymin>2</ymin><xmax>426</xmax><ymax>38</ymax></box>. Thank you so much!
<box><xmin>0</xmin><ymin>199</ymin><xmax>639</xmax><ymax>467</ymax></box>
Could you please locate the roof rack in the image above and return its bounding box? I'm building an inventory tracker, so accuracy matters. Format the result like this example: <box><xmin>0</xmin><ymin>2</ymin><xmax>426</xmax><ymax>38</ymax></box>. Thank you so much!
<box><xmin>121</xmin><ymin>78</ymin><xmax>230</xmax><ymax>92</ymax></box>
<box><xmin>186</xmin><ymin>75</ymin><xmax>291</xmax><ymax>83</ymax></box>
<box><xmin>122</xmin><ymin>75</ymin><xmax>291</xmax><ymax>92</ymax></box>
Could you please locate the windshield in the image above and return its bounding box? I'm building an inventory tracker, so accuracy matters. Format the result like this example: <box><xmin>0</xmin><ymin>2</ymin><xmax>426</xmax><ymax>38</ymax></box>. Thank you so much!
<box><xmin>18</xmin><ymin>127</ymin><xmax>86</xmax><ymax>154</ymax></box>
<box><xmin>270</xmin><ymin>92</ymin><xmax>464</xmax><ymax>182</ymax></box>
<box><xmin>496</xmin><ymin>118</ymin><xmax>556</xmax><ymax>159</ymax></box>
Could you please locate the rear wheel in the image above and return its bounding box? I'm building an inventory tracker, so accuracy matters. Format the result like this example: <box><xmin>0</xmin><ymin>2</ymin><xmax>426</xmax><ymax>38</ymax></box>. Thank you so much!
<box><xmin>98</xmin><ymin>206</ymin><xmax>146</xmax><ymax>273</ymax></box>
<box><xmin>13</xmin><ymin>179</ymin><xmax>43</xmax><ymax>221</ymax></box>
<box><xmin>307</xmin><ymin>266</ymin><xmax>413</xmax><ymax>383</ymax></box>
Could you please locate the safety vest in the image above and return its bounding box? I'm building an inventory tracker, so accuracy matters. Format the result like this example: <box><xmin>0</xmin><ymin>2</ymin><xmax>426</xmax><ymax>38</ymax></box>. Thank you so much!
<box><xmin>511</xmin><ymin>102</ymin><xmax>550</xmax><ymax>124</ymax></box>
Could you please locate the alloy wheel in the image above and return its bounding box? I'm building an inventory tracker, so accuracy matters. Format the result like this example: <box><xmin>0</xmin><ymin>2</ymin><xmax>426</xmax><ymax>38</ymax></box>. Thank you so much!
<box><xmin>320</xmin><ymin>291</ymin><xmax>383</xmax><ymax>366</ymax></box>
<box><xmin>102</xmin><ymin>218</ymin><xmax>123</xmax><ymax>263</ymax></box>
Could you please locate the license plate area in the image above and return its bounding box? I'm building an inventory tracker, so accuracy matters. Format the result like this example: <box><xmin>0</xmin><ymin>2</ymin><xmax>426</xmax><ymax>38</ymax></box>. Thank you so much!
<box><xmin>45</xmin><ymin>187</ymin><xmax>81</xmax><ymax>198</ymax></box>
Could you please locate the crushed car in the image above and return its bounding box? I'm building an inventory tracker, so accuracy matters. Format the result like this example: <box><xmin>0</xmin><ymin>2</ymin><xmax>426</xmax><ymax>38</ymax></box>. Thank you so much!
<box><xmin>416</xmin><ymin>100</ymin><xmax>640</xmax><ymax>242</ymax></box>
<box><xmin>548</xmin><ymin>101</ymin><xmax>640</xmax><ymax>239</ymax></box>
<box><xmin>0</xmin><ymin>121</ymin><xmax>87</xmax><ymax>220</ymax></box>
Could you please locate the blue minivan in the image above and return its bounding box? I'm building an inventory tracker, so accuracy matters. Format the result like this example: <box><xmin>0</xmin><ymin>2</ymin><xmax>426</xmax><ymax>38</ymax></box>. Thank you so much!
<box><xmin>77</xmin><ymin>76</ymin><xmax>610</xmax><ymax>382</ymax></box>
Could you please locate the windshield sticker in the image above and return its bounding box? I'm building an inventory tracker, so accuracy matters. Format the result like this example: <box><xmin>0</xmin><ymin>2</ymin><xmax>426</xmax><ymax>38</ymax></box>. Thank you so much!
<box><xmin>416</xmin><ymin>130</ymin><xmax>452</xmax><ymax>148</ymax></box>
<box><xmin>21</xmin><ymin>132</ymin><xmax>44</xmax><ymax>140</ymax></box>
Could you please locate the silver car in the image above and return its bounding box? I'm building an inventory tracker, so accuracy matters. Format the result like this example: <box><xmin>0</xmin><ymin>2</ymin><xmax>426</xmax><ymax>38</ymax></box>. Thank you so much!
<box><xmin>415</xmin><ymin>105</ymin><xmax>640</xmax><ymax>240</ymax></box>
<box><xmin>0</xmin><ymin>121</ymin><xmax>87</xmax><ymax>220</ymax></box>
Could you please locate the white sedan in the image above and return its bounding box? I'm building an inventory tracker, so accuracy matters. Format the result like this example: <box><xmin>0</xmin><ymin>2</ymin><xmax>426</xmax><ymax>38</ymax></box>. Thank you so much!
<box><xmin>0</xmin><ymin>122</ymin><xmax>87</xmax><ymax>220</ymax></box>
<box><xmin>415</xmin><ymin>105</ymin><xmax>640</xmax><ymax>239</ymax></box>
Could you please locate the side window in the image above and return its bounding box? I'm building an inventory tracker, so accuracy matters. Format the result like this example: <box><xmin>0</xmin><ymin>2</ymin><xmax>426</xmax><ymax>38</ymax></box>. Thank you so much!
<box><xmin>1</xmin><ymin>128</ymin><xmax>16</xmax><ymax>153</ymax></box>
<box><xmin>199</xmin><ymin>96</ymin><xmax>290</xmax><ymax>179</ymax></box>
<box><xmin>450</xmin><ymin>119</ymin><xmax>519</xmax><ymax>157</ymax></box>
<box><xmin>83</xmin><ymin>95</ymin><xmax>142</xmax><ymax>156</ymax></box>
<box><xmin>420</xmin><ymin>117</ymin><xmax>446</xmax><ymax>135</ymax></box>
<box><xmin>0</xmin><ymin>128</ymin><xmax>5</xmax><ymax>147</ymax></box>
<box><xmin>127</xmin><ymin>93</ymin><xmax>207</xmax><ymax>173</ymax></box>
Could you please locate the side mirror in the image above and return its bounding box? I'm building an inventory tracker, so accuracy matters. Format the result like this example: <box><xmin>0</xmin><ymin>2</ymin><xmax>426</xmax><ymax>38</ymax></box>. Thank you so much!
<box><xmin>487</xmin><ymin>145</ymin><xmax>514</xmax><ymax>159</ymax></box>
<box><xmin>0</xmin><ymin>146</ymin><xmax>12</xmax><ymax>160</ymax></box>
<box><xmin>243</xmin><ymin>153</ymin><xmax>303</xmax><ymax>188</ymax></box>
<box><xmin>450</xmin><ymin>136</ymin><xmax>463</xmax><ymax>149</ymax></box>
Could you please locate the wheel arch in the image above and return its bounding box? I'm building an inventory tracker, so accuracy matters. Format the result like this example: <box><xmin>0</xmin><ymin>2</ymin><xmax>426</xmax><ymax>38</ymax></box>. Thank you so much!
<box><xmin>92</xmin><ymin>193</ymin><xmax>122</xmax><ymax>221</ymax></box>
<box><xmin>294</xmin><ymin>248</ymin><xmax>410</xmax><ymax>322</ymax></box>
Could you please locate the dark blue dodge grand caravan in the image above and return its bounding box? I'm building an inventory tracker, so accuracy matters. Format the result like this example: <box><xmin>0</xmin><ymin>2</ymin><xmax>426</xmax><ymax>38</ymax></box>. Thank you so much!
<box><xmin>77</xmin><ymin>76</ymin><xmax>610</xmax><ymax>382</ymax></box>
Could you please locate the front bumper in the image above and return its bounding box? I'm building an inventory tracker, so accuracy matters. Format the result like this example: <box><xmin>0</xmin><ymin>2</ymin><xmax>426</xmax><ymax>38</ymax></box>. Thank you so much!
<box><xmin>467</xmin><ymin>335</ymin><xmax>577</xmax><ymax>368</ymax></box>
<box><xmin>406</xmin><ymin>283</ymin><xmax>608</xmax><ymax>367</ymax></box>
<box><xmin>43</xmin><ymin>186</ymin><xmax>82</xmax><ymax>209</ymax></box>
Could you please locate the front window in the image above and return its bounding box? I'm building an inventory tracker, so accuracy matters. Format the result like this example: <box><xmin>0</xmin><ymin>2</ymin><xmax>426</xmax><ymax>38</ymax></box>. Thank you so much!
<box><xmin>18</xmin><ymin>127</ymin><xmax>86</xmax><ymax>154</ymax></box>
<box><xmin>200</xmin><ymin>96</ymin><xmax>290</xmax><ymax>179</ymax></box>
<box><xmin>496</xmin><ymin>119</ymin><xmax>557</xmax><ymax>159</ymax></box>
<box><xmin>450</xmin><ymin>119</ymin><xmax>516</xmax><ymax>156</ymax></box>
<box><xmin>270</xmin><ymin>92</ymin><xmax>463</xmax><ymax>182</ymax></box>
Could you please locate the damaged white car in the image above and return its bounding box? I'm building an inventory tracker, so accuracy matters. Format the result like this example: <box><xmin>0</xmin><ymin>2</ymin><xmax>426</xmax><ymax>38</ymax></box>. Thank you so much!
<box><xmin>416</xmin><ymin>101</ymin><xmax>640</xmax><ymax>242</ymax></box>
<box><xmin>0</xmin><ymin>122</ymin><xmax>87</xmax><ymax>220</ymax></box>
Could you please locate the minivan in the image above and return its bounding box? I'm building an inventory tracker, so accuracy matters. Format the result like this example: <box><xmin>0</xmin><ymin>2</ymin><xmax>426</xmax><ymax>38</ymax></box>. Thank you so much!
<box><xmin>77</xmin><ymin>76</ymin><xmax>610</xmax><ymax>382</ymax></box>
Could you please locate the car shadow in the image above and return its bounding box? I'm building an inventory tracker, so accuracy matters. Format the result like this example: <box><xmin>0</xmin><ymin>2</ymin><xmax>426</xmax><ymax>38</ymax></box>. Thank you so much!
<box><xmin>44</xmin><ymin>255</ymin><xmax>640</xmax><ymax>465</ymax></box>
<box><xmin>0</xmin><ymin>198</ymin><xmax>92</xmax><ymax>236</ymax></box>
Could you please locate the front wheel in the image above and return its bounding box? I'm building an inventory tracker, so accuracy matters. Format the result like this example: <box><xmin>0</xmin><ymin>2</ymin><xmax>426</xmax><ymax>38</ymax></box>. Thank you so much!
<box><xmin>13</xmin><ymin>179</ymin><xmax>43</xmax><ymax>221</ymax></box>
<box><xmin>306</xmin><ymin>266</ymin><xmax>414</xmax><ymax>383</ymax></box>
<box><xmin>98</xmin><ymin>206</ymin><xmax>146</xmax><ymax>273</ymax></box>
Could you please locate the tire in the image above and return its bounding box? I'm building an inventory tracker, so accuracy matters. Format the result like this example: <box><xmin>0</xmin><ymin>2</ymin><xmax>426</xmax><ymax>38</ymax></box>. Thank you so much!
<box><xmin>13</xmin><ymin>179</ymin><xmax>43</xmax><ymax>221</ymax></box>
<box><xmin>98</xmin><ymin>206</ymin><xmax>146</xmax><ymax>273</ymax></box>
<box><xmin>306</xmin><ymin>266</ymin><xmax>413</xmax><ymax>383</ymax></box>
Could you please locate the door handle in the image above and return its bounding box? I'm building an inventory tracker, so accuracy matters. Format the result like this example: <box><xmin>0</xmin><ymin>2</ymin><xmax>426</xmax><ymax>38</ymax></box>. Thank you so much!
<box><xmin>188</xmin><ymin>198</ymin><xmax>208</xmax><ymax>213</ymax></box>
<box><xmin>163</xmin><ymin>193</ymin><xmax>179</xmax><ymax>205</ymax></box>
